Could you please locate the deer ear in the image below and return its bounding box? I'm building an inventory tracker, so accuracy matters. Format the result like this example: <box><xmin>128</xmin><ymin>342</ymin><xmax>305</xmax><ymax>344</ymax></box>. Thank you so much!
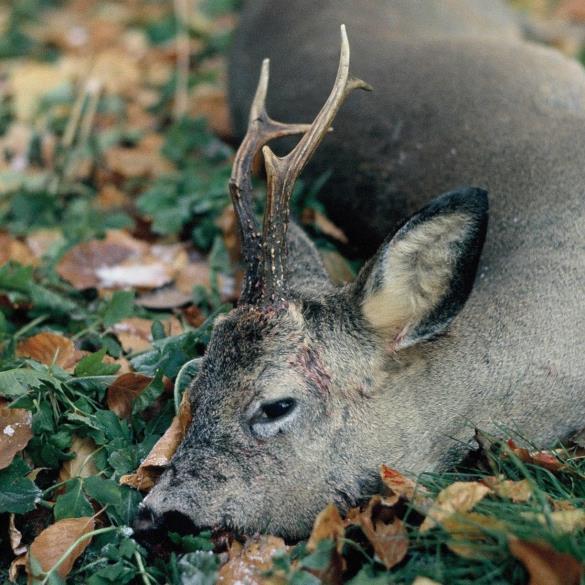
<box><xmin>354</xmin><ymin>187</ymin><xmax>488</xmax><ymax>350</ymax></box>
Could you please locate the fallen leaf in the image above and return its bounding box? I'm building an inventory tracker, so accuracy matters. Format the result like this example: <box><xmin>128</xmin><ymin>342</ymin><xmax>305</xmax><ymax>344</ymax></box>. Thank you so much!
<box><xmin>354</xmin><ymin>495</ymin><xmax>409</xmax><ymax>570</ymax></box>
<box><xmin>27</xmin><ymin>517</ymin><xmax>96</xmax><ymax>582</ymax></box>
<box><xmin>441</xmin><ymin>512</ymin><xmax>506</xmax><ymax>559</ymax></box>
<box><xmin>120</xmin><ymin>387</ymin><xmax>191</xmax><ymax>491</ymax></box>
<box><xmin>420</xmin><ymin>481</ymin><xmax>492</xmax><ymax>533</ymax></box>
<box><xmin>9</xmin><ymin>514</ymin><xmax>26</xmax><ymax>556</ymax></box>
<box><xmin>58</xmin><ymin>436</ymin><xmax>99</xmax><ymax>482</ymax></box>
<box><xmin>25</xmin><ymin>229</ymin><xmax>65</xmax><ymax>259</ymax></box>
<box><xmin>412</xmin><ymin>578</ymin><xmax>443</xmax><ymax>585</ymax></box>
<box><xmin>0</xmin><ymin>233</ymin><xmax>37</xmax><ymax>266</ymax></box>
<box><xmin>137</xmin><ymin>287</ymin><xmax>192</xmax><ymax>309</ymax></box>
<box><xmin>107</xmin><ymin>372</ymin><xmax>153</xmax><ymax>418</ymax></box>
<box><xmin>16</xmin><ymin>332</ymin><xmax>79</xmax><ymax>371</ymax></box>
<box><xmin>217</xmin><ymin>535</ymin><xmax>288</xmax><ymax>585</ymax></box>
<box><xmin>507</xmin><ymin>440</ymin><xmax>565</xmax><ymax>472</ymax></box>
<box><xmin>111</xmin><ymin>316</ymin><xmax>182</xmax><ymax>354</ymax></box>
<box><xmin>9</xmin><ymin>554</ymin><xmax>27</xmax><ymax>583</ymax></box>
<box><xmin>0</xmin><ymin>407</ymin><xmax>33</xmax><ymax>470</ymax></box>
<box><xmin>481</xmin><ymin>476</ymin><xmax>533</xmax><ymax>503</ymax></box>
<box><xmin>302</xmin><ymin>209</ymin><xmax>349</xmax><ymax>244</ymax></box>
<box><xmin>521</xmin><ymin>509</ymin><xmax>585</xmax><ymax>533</ymax></box>
<box><xmin>557</xmin><ymin>0</ymin><xmax>585</xmax><ymax>21</ymax></box>
<box><xmin>307</xmin><ymin>503</ymin><xmax>345</xmax><ymax>554</ymax></box>
<box><xmin>380</xmin><ymin>464</ymin><xmax>433</xmax><ymax>512</ymax></box>
<box><xmin>508</xmin><ymin>539</ymin><xmax>583</xmax><ymax>585</ymax></box>
<box><xmin>104</xmin><ymin>143</ymin><xmax>172</xmax><ymax>178</ymax></box>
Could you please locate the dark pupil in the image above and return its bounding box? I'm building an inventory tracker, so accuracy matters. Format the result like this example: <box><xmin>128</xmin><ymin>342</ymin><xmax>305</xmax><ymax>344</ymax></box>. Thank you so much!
<box><xmin>262</xmin><ymin>399</ymin><xmax>295</xmax><ymax>420</ymax></box>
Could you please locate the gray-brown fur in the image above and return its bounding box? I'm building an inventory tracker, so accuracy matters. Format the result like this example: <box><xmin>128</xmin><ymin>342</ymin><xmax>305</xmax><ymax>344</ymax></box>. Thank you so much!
<box><xmin>136</xmin><ymin>0</ymin><xmax>585</xmax><ymax>541</ymax></box>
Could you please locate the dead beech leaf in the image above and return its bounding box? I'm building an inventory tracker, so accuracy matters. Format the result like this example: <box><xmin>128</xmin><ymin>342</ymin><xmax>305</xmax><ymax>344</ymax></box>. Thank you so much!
<box><xmin>508</xmin><ymin>539</ymin><xmax>583</xmax><ymax>585</ymax></box>
<box><xmin>0</xmin><ymin>233</ymin><xmax>37</xmax><ymax>266</ymax></box>
<box><xmin>111</xmin><ymin>316</ymin><xmax>182</xmax><ymax>354</ymax></box>
<box><xmin>356</xmin><ymin>495</ymin><xmax>409</xmax><ymax>570</ymax></box>
<box><xmin>58</xmin><ymin>436</ymin><xmax>99</xmax><ymax>482</ymax></box>
<box><xmin>441</xmin><ymin>512</ymin><xmax>506</xmax><ymax>559</ymax></box>
<box><xmin>481</xmin><ymin>476</ymin><xmax>533</xmax><ymax>503</ymax></box>
<box><xmin>217</xmin><ymin>535</ymin><xmax>288</xmax><ymax>585</ymax></box>
<box><xmin>16</xmin><ymin>331</ymin><xmax>79</xmax><ymax>371</ymax></box>
<box><xmin>380</xmin><ymin>464</ymin><xmax>433</xmax><ymax>512</ymax></box>
<box><xmin>521</xmin><ymin>509</ymin><xmax>585</xmax><ymax>533</ymax></box>
<box><xmin>506</xmin><ymin>439</ymin><xmax>565</xmax><ymax>472</ymax></box>
<box><xmin>137</xmin><ymin>286</ymin><xmax>192</xmax><ymax>310</ymax></box>
<box><xmin>0</xmin><ymin>407</ymin><xmax>33</xmax><ymax>470</ymax></box>
<box><xmin>9</xmin><ymin>514</ymin><xmax>26</xmax><ymax>556</ymax></box>
<box><xmin>28</xmin><ymin>517</ymin><xmax>95</xmax><ymax>582</ymax></box>
<box><xmin>302</xmin><ymin>209</ymin><xmax>349</xmax><ymax>244</ymax></box>
<box><xmin>120</xmin><ymin>388</ymin><xmax>192</xmax><ymax>491</ymax></box>
<box><xmin>104</xmin><ymin>144</ymin><xmax>172</xmax><ymax>178</ymax></box>
<box><xmin>307</xmin><ymin>503</ymin><xmax>345</xmax><ymax>553</ymax></box>
<box><xmin>420</xmin><ymin>482</ymin><xmax>492</xmax><ymax>533</ymax></box>
<box><xmin>107</xmin><ymin>373</ymin><xmax>153</xmax><ymax>418</ymax></box>
<box><xmin>9</xmin><ymin>554</ymin><xmax>27</xmax><ymax>583</ymax></box>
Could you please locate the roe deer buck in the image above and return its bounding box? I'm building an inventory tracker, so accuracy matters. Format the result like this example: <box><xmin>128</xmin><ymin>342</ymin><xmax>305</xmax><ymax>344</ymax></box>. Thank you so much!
<box><xmin>135</xmin><ymin>1</ymin><xmax>585</xmax><ymax>541</ymax></box>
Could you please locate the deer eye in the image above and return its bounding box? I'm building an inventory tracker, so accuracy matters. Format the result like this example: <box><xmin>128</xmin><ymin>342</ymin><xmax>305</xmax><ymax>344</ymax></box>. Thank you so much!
<box><xmin>260</xmin><ymin>398</ymin><xmax>296</xmax><ymax>421</ymax></box>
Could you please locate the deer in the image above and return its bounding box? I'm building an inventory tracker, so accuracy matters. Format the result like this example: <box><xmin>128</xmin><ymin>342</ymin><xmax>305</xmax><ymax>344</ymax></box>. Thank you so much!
<box><xmin>134</xmin><ymin>0</ymin><xmax>585</xmax><ymax>542</ymax></box>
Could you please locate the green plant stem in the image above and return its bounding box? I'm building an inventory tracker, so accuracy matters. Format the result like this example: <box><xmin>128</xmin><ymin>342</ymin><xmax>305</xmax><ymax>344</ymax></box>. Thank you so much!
<box><xmin>135</xmin><ymin>550</ymin><xmax>157</xmax><ymax>585</ymax></box>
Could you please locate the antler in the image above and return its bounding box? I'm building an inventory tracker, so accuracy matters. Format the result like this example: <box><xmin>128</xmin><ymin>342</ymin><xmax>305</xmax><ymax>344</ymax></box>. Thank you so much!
<box><xmin>259</xmin><ymin>25</ymin><xmax>372</xmax><ymax>303</ymax></box>
<box><xmin>229</xmin><ymin>60</ymin><xmax>312</xmax><ymax>304</ymax></box>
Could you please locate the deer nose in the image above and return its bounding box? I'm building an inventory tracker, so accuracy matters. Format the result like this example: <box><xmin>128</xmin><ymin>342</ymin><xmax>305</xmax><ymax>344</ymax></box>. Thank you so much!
<box><xmin>133</xmin><ymin>505</ymin><xmax>165</xmax><ymax>545</ymax></box>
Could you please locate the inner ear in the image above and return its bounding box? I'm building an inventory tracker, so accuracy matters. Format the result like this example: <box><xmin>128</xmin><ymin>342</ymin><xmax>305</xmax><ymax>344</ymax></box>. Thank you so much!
<box><xmin>356</xmin><ymin>187</ymin><xmax>488</xmax><ymax>349</ymax></box>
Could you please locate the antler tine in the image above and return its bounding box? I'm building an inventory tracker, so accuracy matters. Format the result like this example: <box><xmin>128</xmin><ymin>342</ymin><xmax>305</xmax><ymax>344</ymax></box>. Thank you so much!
<box><xmin>260</xmin><ymin>25</ymin><xmax>372</xmax><ymax>302</ymax></box>
<box><xmin>229</xmin><ymin>59</ymin><xmax>313</xmax><ymax>303</ymax></box>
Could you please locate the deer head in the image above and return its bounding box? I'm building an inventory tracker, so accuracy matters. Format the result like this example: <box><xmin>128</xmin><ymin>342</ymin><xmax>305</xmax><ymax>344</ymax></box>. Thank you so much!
<box><xmin>134</xmin><ymin>26</ymin><xmax>488</xmax><ymax>542</ymax></box>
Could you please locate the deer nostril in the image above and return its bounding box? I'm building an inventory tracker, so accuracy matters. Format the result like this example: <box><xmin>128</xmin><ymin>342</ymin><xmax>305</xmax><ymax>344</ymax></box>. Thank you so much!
<box><xmin>133</xmin><ymin>506</ymin><xmax>164</xmax><ymax>545</ymax></box>
<box><xmin>162</xmin><ymin>510</ymin><xmax>197</xmax><ymax>536</ymax></box>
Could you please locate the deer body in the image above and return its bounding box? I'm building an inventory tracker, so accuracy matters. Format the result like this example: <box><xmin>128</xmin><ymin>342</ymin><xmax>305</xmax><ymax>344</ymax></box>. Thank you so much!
<box><xmin>136</xmin><ymin>1</ymin><xmax>585</xmax><ymax>541</ymax></box>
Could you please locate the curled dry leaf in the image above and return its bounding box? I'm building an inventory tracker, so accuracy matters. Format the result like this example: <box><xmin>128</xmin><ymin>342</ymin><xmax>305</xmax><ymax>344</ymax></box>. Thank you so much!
<box><xmin>9</xmin><ymin>514</ymin><xmax>26</xmax><ymax>556</ymax></box>
<box><xmin>56</xmin><ymin>230</ymin><xmax>185</xmax><ymax>291</ymax></box>
<box><xmin>27</xmin><ymin>517</ymin><xmax>96</xmax><ymax>582</ymax></box>
<box><xmin>380</xmin><ymin>464</ymin><xmax>433</xmax><ymax>512</ymax></box>
<box><xmin>353</xmin><ymin>495</ymin><xmax>409</xmax><ymax>570</ymax></box>
<box><xmin>217</xmin><ymin>535</ymin><xmax>288</xmax><ymax>585</ymax></box>
<box><xmin>9</xmin><ymin>554</ymin><xmax>27</xmax><ymax>583</ymax></box>
<box><xmin>420</xmin><ymin>481</ymin><xmax>492</xmax><ymax>533</ymax></box>
<box><xmin>521</xmin><ymin>509</ymin><xmax>585</xmax><ymax>533</ymax></box>
<box><xmin>111</xmin><ymin>316</ymin><xmax>182</xmax><ymax>354</ymax></box>
<box><xmin>16</xmin><ymin>331</ymin><xmax>80</xmax><ymax>372</ymax></box>
<box><xmin>58</xmin><ymin>436</ymin><xmax>99</xmax><ymax>482</ymax></box>
<box><xmin>0</xmin><ymin>406</ymin><xmax>33</xmax><ymax>470</ymax></box>
<box><xmin>107</xmin><ymin>372</ymin><xmax>153</xmax><ymax>418</ymax></box>
<box><xmin>481</xmin><ymin>476</ymin><xmax>533</xmax><ymax>503</ymax></box>
<box><xmin>307</xmin><ymin>503</ymin><xmax>345</xmax><ymax>554</ymax></box>
<box><xmin>508</xmin><ymin>538</ymin><xmax>583</xmax><ymax>585</ymax></box>
<box><xmin>120</xmin><ymin>387</ymin><xmax>192</xmax><ymax>491</ymax></box>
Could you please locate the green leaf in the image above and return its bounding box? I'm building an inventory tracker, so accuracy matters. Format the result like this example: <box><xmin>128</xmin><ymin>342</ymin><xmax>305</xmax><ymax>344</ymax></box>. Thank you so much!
<box><xmin>101</xmin><ymin>290</ymin><xmax>135</xmax><ymax>327</ymax></box>
<box><xmin>290</xmin><ymin>570</ymin><xmax>322</xmax><ymax>585</ymax></box>
<box><xmin>0</xmin><ymin>262</ymin><xmax>33</xmax><ymax>293</ymax></box>
<box><xmin>299</xmin><ymin>539</ymin><xmax>335</xmax><ymax>571</ymax></box>
<box><xmin>74</xmin><ymin>348</ymin><xmax>120</xmax><ymax>377</ymax></box>
<box><xmin>0</xmin><ymin>367</ymin><xmax>50</xmax><ymax>397</ymax></box>
<box><xmin>0</xmin><ymin>457</ymin><xmax>42</xmax><ymax>513</ymax></box>
<box><xmin>53</xmin><ymin>478</ymin><xmax>93</xmax><ymax>520</ymax></box>
<box><xmin>169</xmin><ymin>530</ymin><xmax>214</xmax><ymax>552</ymax></box>
<box><xmin>84</xmin><ymin>475</ymin><xmax>122</xmax><ymax>507</ymax></box>
<box><xmin>178</xmin><ymin>551</ymin><xmax>220</xmax><ymax>585</ymax></box>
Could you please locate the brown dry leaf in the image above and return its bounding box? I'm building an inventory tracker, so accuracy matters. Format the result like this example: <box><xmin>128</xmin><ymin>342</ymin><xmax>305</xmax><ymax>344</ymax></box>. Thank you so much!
<box><xmin>120</xmin><ymin>388</ymin><xmax>192</xmax><ymax>491</ymax></box>
<box><xmin>9</xmin><ymin>554</ymin><xmax>27</xmax><ymax>583</ymax></box>
<box><xmin>26</xmin><ymin>229</ymin><xmax>65</xmax><ymax>259</ymax></box>
<box><xmin>0</xmin><ymin>407</ymin><xmax>33</xmax><ymax>470</ymax></box>
<box><xmin>9</xmin><ymin>514</ymin><xmax>26</xmax><ymax>556</ymax></box>
<box><xmin>16</xmin><ymin>331</ymin><xmax>79</xmax><ymax>371</ymax></box>
<box><xmin>307</xmin><ymin>503</ymin><xmax>345</xmax><ymax>554</ymax></box>
<box><xmin>58</xmin><ymin>436</ymin><xmax>99</xmax><ymax>482</ymax></box>
<box><xmin>508</xmin><ymin>539</ymin><xmax>583</xmax><ymax>585</ymax></box>
<box><xmin>94</xmin><ymin>184</ymin><xmax>131</xmax><ymax>210</ymax></box>
<box><xmin>217</xmin><ymin>535</ymin><xmax>288</xmax><ymax>585</ymax></box>
<box><xmin>302</xmin><ymin>209</ymin><xmax>349</xmax><ymax>244</ymax></box>
<box><xmin>27</xmin><ymin>517</ymin><xmax>95</xmax><ymax>582</ymax></box>
<box><xmin>521</xmin><ymin>509</ymin><xmax>585</xmax><ymax>533</ymax></box>
<box><xmin>107</xmin><ymin>373</ymin><xmax>153</xmax><ymax>418</ymax></box>
<box><xmin>481</xmin><ymin>476</ymin><xmax>533</xmax><ymax>503</ymax></box>
<box><xmin>137</xmin><ymin>287</ymin><xmax>192</xmax><ymax>310</ymax></box>
<box><xmin>104</xmin><ymin>144</ymin><xmax>172</xmax><ymax>178</ymax></box>
<box><xmin>111</xmin><ymin>316</ymin><xmax>182</xmax><ymax>354</ymax></box>
<box><xmin>441</xmin><ymin>512</ymin><xmax>506</xmax><ymax>559</ymax></box>
<box><xmin>355</xmin><ymin>495</ymin><xmax>409</xmax><ymax>570</ymax></box>
<box><xmin>557</xmin><ymin>0</ymin><xmax>585</xmax><ymax>21</ymax></box>
<box><xmin>190</xmin><ymin>84</ymin><xmax>232</xmax><ymax>138</ymax></box>
<box><xmin>0</xmin><ymin>233</ymin><xmax>37</xmax><ymax>266</ymax></box>
<box><xmin>420</xmin><ymin>481</ymin><xmax>492</xmax><ymax>533</ymax></box>
<box><xmin>507</xmin><ymin>439</ymin><xmax>565</xmax><ymax>472</ymax></box>
<box><xmin>380</xmin><ymin>464</ymin><xmax>433</xmax><ymax>512</ymax></box>
<box><xmin>57</xmin><ymin>230</ymin><xmax>183</xmax><ymax>291</ymax></box>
